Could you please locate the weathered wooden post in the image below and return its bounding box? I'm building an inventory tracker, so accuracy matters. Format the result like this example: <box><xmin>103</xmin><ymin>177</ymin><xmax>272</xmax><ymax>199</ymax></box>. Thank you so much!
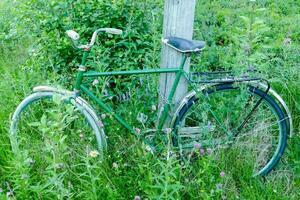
<box><xmin>159</xmin><ymin>0</ymin><xmax>196</xmax><ymax>126</ymax></box>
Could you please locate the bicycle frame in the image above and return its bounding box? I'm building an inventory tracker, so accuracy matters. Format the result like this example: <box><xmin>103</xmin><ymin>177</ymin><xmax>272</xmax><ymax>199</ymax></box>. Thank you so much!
<box><xmin>71</xmin><ymin>49</ymin><xmax>293</xmax><ymax>141</ymax></box>
<box><xmin>74</xmin><ymin>50</ymin><xmax>190</xmax><ymax>135</ymax></box>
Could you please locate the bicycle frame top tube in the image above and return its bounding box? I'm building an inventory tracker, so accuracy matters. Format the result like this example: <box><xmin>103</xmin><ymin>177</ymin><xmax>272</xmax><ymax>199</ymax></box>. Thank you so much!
<box><xmin>74</xmin><ymin>48</ymin><xmax>189</xmax><ymax>135</ymax></box>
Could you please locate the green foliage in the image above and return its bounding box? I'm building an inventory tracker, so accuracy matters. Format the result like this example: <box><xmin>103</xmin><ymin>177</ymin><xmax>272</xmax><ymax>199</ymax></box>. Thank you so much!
<box><xmin>15</xmin><ymin>0</ymin><xmax>162</xmax><ymax>76</ymax></box>
<box><xmin>0</xmin><ymin>0</ymin><xmax>300</xmax><ymax>199</ymax></box>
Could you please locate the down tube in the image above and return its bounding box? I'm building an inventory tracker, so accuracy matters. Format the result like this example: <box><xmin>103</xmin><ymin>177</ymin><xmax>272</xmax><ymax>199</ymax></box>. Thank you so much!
<box><xmin>80</xmin><ymin>85</ymin><xmax>135</xmax><ymax>134</ymax></box>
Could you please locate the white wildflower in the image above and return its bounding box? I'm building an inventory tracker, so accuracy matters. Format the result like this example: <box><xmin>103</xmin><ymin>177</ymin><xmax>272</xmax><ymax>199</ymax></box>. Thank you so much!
<box><xmin>92</xmin><ymin>79</ymin><xmax>99</xmax><ymax>86</ymax></box>
<box><xmin>151</xmin><ymin>105</ymin><xmax>156</xmax><ymax>111</ymax></box>
<box><xmin>134</xmin><ymin>127</ymin><xmax>141</xmax><ymax>135</ymax></box>
<box><xmin>112</xmin><ymin>162</ymin><xmax>118</xmax><ymax>169</ymax></box>
<box><xmin>165</xmin><ymin>128</ymin><xmax>172</xmax><ymax>134</ymax></box>
<box><xmin>145</xmin><ymin>145</ymin><xmax>152</xmax><ymax>152</ymax></box>
<box><xmin>89</xmin><ymin>150</ymin><xmax>99</xmax><ymax>158</ymax></box>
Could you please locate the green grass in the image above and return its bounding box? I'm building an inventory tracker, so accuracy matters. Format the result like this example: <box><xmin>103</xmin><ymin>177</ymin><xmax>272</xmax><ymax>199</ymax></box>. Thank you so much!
<box><xmin>0</xmin><ymin>0</ymin><xmax>300</xmax><ymax>199</ymax></box>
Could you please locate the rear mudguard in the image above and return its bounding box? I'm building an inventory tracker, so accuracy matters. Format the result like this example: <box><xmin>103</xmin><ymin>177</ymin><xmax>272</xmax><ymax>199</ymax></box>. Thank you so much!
<box><xmin>171</xmin><ymin>82</ymin><xmax>293</xmax><ymax>137</ymax></box>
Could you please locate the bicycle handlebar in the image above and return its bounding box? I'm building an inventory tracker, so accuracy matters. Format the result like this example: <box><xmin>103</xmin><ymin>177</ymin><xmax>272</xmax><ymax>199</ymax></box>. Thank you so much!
<box><xmin>66</xmin><ymin>28</ymin><xmax>123</xmax><ymax>50</ymax></box>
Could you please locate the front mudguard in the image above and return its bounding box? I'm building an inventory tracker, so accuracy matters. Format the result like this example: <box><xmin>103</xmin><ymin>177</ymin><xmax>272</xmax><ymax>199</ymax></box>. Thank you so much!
<box><xmin>32</xmin><ymin>85</ymin><xmax>107</xmax><ymax>149</ymax></box>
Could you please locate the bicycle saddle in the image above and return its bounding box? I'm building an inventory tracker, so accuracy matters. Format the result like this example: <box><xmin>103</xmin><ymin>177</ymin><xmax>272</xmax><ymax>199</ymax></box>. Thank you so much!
<box><xmin>162</xmin><ymin>36</ymin><xmax>205</xmax><ymax>53</ymax></box>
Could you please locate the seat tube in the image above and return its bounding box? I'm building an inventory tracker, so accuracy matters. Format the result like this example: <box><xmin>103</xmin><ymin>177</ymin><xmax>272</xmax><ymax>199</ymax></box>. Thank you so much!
<box><xmin>75</xmin><ymin>50</ymin><xmax>90</xmax><ymax>91</ymax></box>
<box><xmin>167</xmin><ymin>55</ymin><xmax>187</xmax><ymax>101</ymax></box>
<box><xmin>158</xmin><ymin>55</ymin><xmax>187</xmax><ymax>130</ymax></box>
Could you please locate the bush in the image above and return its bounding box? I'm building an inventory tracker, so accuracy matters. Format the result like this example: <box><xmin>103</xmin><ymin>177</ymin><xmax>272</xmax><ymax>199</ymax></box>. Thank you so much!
<box><xmin>15</xmin><ymin>0</ymin><xmax>163</xmax><ymax>76</ymax></box>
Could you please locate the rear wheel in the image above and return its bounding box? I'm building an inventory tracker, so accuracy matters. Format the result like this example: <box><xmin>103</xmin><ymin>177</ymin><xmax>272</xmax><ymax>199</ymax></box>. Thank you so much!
<box><xmin>173</xmin><ymin>84</ymin><xmax>288</xmax><ymax>176</ymax></box>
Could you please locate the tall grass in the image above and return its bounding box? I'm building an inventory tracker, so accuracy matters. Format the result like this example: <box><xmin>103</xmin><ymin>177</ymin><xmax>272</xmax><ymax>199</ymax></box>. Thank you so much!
<box><xmin>0</xmin><ymin>0</ymin><xmax>300</xmax><ymax>199</ymax></box>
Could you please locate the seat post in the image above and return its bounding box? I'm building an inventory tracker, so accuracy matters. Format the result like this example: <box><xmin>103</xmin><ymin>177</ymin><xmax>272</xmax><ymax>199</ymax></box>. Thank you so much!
<box><xmin>179</xmin><ymin>54</ymin><xmax>189</xmax><ymax>71</ymax></box>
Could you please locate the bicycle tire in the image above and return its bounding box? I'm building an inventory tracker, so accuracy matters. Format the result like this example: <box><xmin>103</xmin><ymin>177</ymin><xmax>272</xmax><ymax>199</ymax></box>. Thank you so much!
<box><xmin>173</xmin><ymin>83</ymin><xmax>288</xmax><ymax>176</ymax></box>
<box><xmin>10</xmin><ymin>91</ymin><xmax>107</xmax><ymax>160</ymax></box>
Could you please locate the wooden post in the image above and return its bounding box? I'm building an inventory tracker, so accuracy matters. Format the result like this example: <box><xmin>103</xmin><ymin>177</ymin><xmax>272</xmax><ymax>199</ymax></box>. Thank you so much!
<box><xmin>159</xmin><ymin>0</ymin><xmax>196</xmax><ymax>126</ymax></box>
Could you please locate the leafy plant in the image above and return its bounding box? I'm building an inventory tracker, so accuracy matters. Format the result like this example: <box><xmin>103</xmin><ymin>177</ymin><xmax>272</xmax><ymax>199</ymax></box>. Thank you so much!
<box><xmin>1</xmin><ymin>0</ymin><xmax>300</xmax><ymax>199</ymax></box>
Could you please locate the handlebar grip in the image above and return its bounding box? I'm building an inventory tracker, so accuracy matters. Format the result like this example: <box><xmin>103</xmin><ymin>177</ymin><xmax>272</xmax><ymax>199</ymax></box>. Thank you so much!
<box><xmin>66</xmin><ymin>30</ymin><xmax>80</xmax><ymax>40</ymax></box>
<box><xmin>103</xmin><ymin>28</ymin><xmax>123</xmax><ymax>35</ymax></box>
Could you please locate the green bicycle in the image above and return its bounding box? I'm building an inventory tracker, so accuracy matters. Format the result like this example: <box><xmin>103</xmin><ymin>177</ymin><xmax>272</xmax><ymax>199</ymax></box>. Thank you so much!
<box><xmin>10</xmin><ymin>28</ymin><xmax>292</xmax><ymax>176</ymax></box>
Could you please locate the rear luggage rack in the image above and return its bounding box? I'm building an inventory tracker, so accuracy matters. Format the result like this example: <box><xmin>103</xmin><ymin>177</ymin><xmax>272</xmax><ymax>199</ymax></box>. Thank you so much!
<box><xmin>189</xmin><ymin>71</ymin><xmax>262</xmax><ymax>84</ymax></box>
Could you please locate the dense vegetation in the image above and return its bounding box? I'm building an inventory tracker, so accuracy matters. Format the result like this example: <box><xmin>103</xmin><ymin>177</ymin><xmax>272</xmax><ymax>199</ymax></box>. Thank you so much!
<box><xmin>0</xmin><ymin>0</ymin><xmax>299</xmax><ymax>199</ymax></box>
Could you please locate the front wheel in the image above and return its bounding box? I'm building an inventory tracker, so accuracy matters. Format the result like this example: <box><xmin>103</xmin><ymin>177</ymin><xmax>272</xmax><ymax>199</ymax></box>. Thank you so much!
<box><xmin>10</xmin><ymin>91</ymin><xmax>107</xmax><ymax>163</ymax></box>
<box><xmin>173</xmin><ymin>83</ymin><xmax>288</xmax><ymax>176</ymax></box>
